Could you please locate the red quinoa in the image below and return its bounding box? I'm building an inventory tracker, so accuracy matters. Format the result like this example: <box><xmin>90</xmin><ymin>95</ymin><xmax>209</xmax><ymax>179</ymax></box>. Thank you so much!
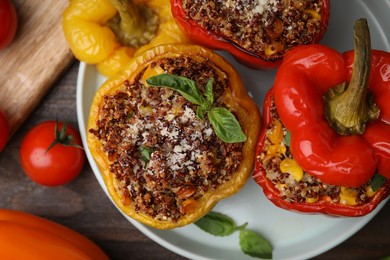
<box><xmin>257</xmin><ymin>97</ymin><xmax>372</xmax><ymax>205</ymax></box>
<box><xmin>89</xmin><ymin>56</ymin><xmax>243</xmax><ymax>222</ymax></box>
<box><xmin>182</xmin><ymin>0</ymin><xmax>326</xmax><ymax>60</ymax></box>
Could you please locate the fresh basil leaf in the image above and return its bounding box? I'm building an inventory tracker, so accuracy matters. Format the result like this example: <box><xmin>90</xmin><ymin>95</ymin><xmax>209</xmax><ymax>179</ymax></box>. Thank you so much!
<box><xmin>203</xmin><ymin>78</ymin><xmax>214</xmax><ymax>110</ymax></box>
<box><xmin>239</xmin><ymin>229</ymin><xmax>273</xmax><ymax>259</ymax></box>
<box><xmin>371</xmin><ymin>173</ymin><xmax>387</xmax><ymax>191</ymax></box>
<box><xmin>148</xmin><ymin>74</ymin><xmax>246</xmax><ymax>143</ymax></box>
<box><xmin>197</xmin><ymin>106</ymin><xmax>206</xmax><ymax>120</ymax></box>
<box><xmin>285</xmin><ymin>130</ymin><xmax>291</xmax><ymax>147</ymax></box>
<box><xmin>140</xmin><ymin>145</ymin><xmax>154</xmax><ymax>163</ymax></box>
<box><xmin>194</xmin><ymin>212</ymin><xmax>237</xmax><ymax>237</ymax></box>
<box><xmin>147</xmin><ymin>74</ymin><xmax>206</xmax><ymax>106</ymax></box>
<box><xmin>208</xmin><ymin>107</ymin><xmax>247</xmax><ymax>143</ymax></box>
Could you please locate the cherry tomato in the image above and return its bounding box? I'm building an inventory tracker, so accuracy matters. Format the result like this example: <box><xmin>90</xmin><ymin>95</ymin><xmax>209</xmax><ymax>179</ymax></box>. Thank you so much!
<box><xmin>0</xmin><ymin>109</ymin><xmax>9</xmax><ymax>152</ymax></box>
<box><xmin>0</xmin><ymin>0</ymin><xmax>18</xmax><ymax>50</ymax></box>
<box><xmin>20</xmin><ymin>121</ymin><xmax>86</xmax><ymax>186</ymax></box>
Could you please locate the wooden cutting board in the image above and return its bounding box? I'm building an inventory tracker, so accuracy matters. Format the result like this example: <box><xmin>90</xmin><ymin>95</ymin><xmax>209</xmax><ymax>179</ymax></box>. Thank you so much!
<box><xmin>0</xmin><ymin>0</ymin><xmax>74</xmax><ymax>136</ymax></box>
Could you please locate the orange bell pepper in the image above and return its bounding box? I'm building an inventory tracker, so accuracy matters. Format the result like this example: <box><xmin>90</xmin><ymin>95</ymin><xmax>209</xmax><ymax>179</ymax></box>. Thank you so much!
<box><xmin>0</xmin><ymin>209</ymin><xmax>109</xmax><ymax>260</ymax></box>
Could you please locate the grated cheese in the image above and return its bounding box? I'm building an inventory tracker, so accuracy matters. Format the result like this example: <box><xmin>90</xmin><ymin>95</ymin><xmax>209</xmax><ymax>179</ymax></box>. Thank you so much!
<box><xmin>252</xmin><ymin>0</ymin><xmax>275</xmax><ymax>15</ymax></box>
<box><xmin>91</xmin><ymin>56</ymin><xmax>245</xmax><ymax>222</ymax></box>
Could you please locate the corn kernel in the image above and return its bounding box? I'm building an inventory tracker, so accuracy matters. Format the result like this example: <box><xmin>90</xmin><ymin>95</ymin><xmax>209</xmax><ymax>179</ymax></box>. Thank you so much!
<box><xmin>340</xmin><ymin>187</ymin><xmax>358</xmax><ymax>206</ymax></box>
<box><xmin>305</xmin><ymin>9</ymin><xmax>321</xmax><ymax>20</ymax></box>
<box><xmin>264</xmin><ymin>41</ymin><xmax>285</xmax><ymax>56</ymax></box>
<box><xmin>305</xmin><ymin>196</ymin><xmax>319</xmax><ymax>203</ymax></box>
<box><xmin>365</xmin><ymin>186</ymin><xmax>377</xmax><ymax>198</ymax></box>
<box><xmin>280</xmin><ymin>158</ymin><xmax>303</xmax><ymax>182</ymax></box>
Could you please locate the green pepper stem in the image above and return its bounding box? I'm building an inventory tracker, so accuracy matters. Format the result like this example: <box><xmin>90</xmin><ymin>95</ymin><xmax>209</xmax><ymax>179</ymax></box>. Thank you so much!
<box><xmin>107</xmin><ymin>0</ymin><xmax>158</xmax><ymax>48</ymax></box>
<box><xmin>324</xmin><ymin>18</ymin><xmax>380</xmax><ymax>135</ymax></box>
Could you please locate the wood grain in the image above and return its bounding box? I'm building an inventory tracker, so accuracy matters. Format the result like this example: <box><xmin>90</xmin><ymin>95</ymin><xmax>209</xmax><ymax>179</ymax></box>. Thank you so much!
<box><xmin>0</xmin><ymin>0</ymin><xmax>74</xmax><ymax>136</ymax></box>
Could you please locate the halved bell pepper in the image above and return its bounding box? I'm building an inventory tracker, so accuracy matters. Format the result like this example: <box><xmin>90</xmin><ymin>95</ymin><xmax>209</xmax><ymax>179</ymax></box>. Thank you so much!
<box><xmin>254</xmin><ymin>19</ymin><xmax>390</xmax><ymax>216</ymax></box>
<box><xmin>170</xmin><ymin>0</ymin><xmax>330</xmax><ymax>69</ymax></box>
<box><xmin>62</xmin><ymin>0</ymin><xmax>190</xmax><ymax>77</ymax></box>
<box><xmin>87</xmin><ymin>44</ymin><xmax>260</xmax><ymax>229</ymax></box>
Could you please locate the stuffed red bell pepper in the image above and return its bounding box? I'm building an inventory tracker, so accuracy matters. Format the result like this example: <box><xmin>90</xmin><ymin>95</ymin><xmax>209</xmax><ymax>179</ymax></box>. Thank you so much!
<box><xmin>253</xmin><ymin>18</ymin><xmax>390</xmax><ymax>217</ymax></box>
<box><xmin>171</xmin><ymin>0</ymin><xmax>330</xmax><ymax>69</ymax></box>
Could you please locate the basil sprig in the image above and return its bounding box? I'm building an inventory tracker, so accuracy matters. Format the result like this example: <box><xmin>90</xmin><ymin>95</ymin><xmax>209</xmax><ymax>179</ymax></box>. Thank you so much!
<box><xmin>146</xmin><ymin>74</ymin><xmax>246</xmax><ymax>143</ymax></box>
<box><xmin>195</xmin><ymin>211</ymin><xmax>237</xmax><ymax>236</ymax></box>
<box><xmin>195</xmin><ymin>211</ymin><xmax>273</xmax><ymax>259</ymax></box>
<box><xmin>371</xmin><ymin>173</ymin><xmax>386</xmax><ymax>191</ymax></box>
<box><xmin>240</xmin><ymin>229</ymin><xmax>273</xmax><ymax>259</ymax></box>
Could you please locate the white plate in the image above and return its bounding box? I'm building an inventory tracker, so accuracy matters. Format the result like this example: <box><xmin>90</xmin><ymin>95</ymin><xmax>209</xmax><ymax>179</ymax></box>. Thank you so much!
<box><xmin>76</xmin><ymin>1</ymin><xmax>390</xmax><ymax>259</ymax></box>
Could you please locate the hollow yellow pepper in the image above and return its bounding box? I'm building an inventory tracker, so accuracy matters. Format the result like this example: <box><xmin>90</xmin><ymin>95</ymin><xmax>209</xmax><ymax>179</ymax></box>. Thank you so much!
<box><xmin>62</xmin><ymin>0</ymin><xmax>190</xmax><ymax>77</ymax></box>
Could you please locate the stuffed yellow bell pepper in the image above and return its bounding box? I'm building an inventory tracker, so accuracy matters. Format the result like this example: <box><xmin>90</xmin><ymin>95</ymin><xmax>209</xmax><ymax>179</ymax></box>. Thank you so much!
<box><xmin>87</xmin><ymin>44</ymin><xmax>260</xmax><ymax>229</ymax></box>
<box><xmin>62</xmin><ymin>0</ymin><xmax>190</xmax><ymax>77</ymax></box>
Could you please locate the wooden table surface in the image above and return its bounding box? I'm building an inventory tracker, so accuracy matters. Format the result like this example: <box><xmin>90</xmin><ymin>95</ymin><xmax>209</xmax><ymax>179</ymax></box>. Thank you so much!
<box><xmin>0</xmin><ymin>60</ymin><xmax>389</xmax><ymax>259</ymax></box>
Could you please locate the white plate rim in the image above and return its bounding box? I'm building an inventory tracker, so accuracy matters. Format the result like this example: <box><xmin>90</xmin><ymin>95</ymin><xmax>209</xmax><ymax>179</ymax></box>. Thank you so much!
<box><xmin>76</xmin><ymin>61</ymin><xmax>387</xmax><ymax>260</ymax></box>
<box><xmin>76</xmin><ymin>1</ymin><xmax>390</xmax><ymax>259</ymax></box>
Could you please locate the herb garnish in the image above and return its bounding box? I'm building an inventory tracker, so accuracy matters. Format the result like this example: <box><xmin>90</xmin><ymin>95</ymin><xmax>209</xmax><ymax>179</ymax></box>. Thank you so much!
<box><xmin>371</xmin><ymin>173</ymin><xmax>386</xmax><ymax>191</ymax></box>
<box><xmin>146</xmin><ymin>74</ymin><xmax>246</xmax><ymax>143</ymax></box>
<box><xmin>285</xmin><ymin>130</ymin><xmax>291</xmax><ymax>147</ymax></box>
<box><xmin>195</xmin><ymin>211</ymin><xmax>237</xmax><ymax>236</ymax></box>
<box><xmin>140</xmin><ymin>145</ymin><xmax>154</xmax><ymax>163</ymax></box>
<box><xmin>195</xmin><ymin>211</ymin><xmax>273</xmax><ymax>259</ymax></box>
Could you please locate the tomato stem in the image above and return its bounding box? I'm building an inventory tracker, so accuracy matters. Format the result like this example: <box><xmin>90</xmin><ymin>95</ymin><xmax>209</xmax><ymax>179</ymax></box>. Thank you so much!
<box><xmin>46</xmin><ymin>120</ymin><xmax>84</xmax><ymax>153</ymax></box>
<box><xmin>324</xmin><ymin>18</ymin><xmax>380</xmax><ymax>135</ymax></box>
<box><xmin>107</xmin><ymin>0</ymin><xmax>158</xmax><ymax>48</ymax></box>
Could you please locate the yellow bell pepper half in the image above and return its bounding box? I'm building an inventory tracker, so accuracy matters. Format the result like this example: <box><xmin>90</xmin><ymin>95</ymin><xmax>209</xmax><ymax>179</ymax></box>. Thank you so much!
<box><xmin>62</xmin><ymin>0</ymin><xmax>190</xmax><ymax>77</ymax></box>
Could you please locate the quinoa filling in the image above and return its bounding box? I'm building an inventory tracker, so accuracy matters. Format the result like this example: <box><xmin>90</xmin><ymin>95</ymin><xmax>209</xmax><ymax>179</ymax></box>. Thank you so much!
<box><xmin>182</xmin><ymin>0</ymin><xmax>325</xmax><ymax>60</ymax></box>
<box><xmin>89</xmin><ymin>56</ymin><xmax>243</xmax><ymax>222</ymax></box>
<box><xmin>257</xmin><ymin>98</ymin><xmax>377</xmax><ymax>206</ymax></box>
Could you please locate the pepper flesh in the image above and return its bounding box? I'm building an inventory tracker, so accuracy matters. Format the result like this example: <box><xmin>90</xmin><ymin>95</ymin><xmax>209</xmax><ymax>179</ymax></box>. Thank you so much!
<box><xmin>62</xmin><ymin>0</ymin><xmax>190</xmax><ymax>77</ymax></box>
<box><xmin>170</xmin><ymin>0</ymin><xmax>330</xmax><ymax>69</ymax></box>
<box><xmin>87</xmin><ymin>44</ymin><xmax>260</xmax><ymax>229</ymax></box>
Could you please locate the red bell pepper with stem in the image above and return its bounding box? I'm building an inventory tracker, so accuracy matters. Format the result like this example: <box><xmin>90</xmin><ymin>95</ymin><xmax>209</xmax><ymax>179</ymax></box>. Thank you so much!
<box><xmin>170</xmin><ymin>0</ymin><xmax>330</xmax><ymax>69</ymax></box>
<box><xmin>254</xmin><ymin>18</ymin><xmax>390</xmax><ymax>216</ymax></box>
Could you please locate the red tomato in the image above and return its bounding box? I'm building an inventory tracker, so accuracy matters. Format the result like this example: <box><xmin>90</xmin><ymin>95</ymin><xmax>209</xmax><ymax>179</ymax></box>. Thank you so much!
<box><xmin>0</xmin><ymin>0</ymin><xmax>18</xmax><ymax>50</ymax></box>
<box><xmin>20</xmin><ymin>121</ymin><xmax>86</xmax><ymax>186</ymax></box>
<box><xmin>0</xmin><ymin>109</ymin><xmax>9</xmax><ymax>152</ymax></box>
